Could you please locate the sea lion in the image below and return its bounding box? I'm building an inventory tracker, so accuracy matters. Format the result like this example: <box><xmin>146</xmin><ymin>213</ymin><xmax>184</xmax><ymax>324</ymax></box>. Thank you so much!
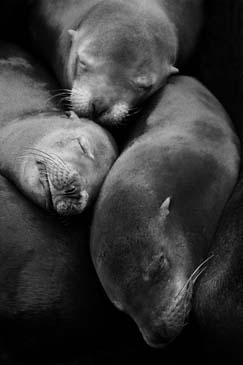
<box><xmin>191</xmin><ymin>0</ymin><xmax>243</xmax><ymax>359</ymax></box>
<box><xmin>0</xmin><ymin>173</ymin><xmax>146</xmax><ymax>362</ymax></box>
<box><xmin>193</xmin><ymin>171</ymin><xmax>243</xmax><ymax>360</ymax></box>
<box><xmin>28</xmin><ymin>0</ymin><xmax>203</xmax><ymax>125</ymax></box>
<box><xmin>0</xmin><ymin>42</ymin><xmax>117</xmax><ymax>215</ymax></box>
<box><xmin>90</xmin><ymin>75</ymin><xmax>240</xmax><ymax>348</ymax></box>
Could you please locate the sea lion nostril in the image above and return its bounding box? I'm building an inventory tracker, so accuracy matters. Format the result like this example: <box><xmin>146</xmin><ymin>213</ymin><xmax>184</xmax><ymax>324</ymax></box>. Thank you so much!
<box><xmin>92</xmin><ymin>99</ymin><xmax>109</xmax><ymax>119</ymax></box>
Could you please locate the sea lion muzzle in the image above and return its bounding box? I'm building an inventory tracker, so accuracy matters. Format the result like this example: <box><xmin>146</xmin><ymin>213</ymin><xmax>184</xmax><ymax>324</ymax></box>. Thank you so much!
<box><xmin>34</xmin><ymin>149</ymin><xmax>89</xmax><ymax>216</ymax></box>
<box><xmin>139</xmin><ymin>255</ymin><xmax>213</xmax><ymax>348</ymax></box>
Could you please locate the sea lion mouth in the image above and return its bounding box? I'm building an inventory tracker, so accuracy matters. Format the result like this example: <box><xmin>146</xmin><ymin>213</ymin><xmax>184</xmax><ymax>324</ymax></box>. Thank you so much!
<box><xmin>69</xmin><ymin>86</ymin><xmax>131</xmax><ymax>125</ymax></box>
<box><xmin>25</xmin><ymin>148</ymin><xmax>89</xmax><ymax>216</ymax></box>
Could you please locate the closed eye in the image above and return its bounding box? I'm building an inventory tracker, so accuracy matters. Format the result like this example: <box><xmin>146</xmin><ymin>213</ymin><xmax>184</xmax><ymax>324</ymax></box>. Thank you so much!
<box><xmin>65</xmin><ymin>186</ymin><xmax>77</xmax><ymax>195</ymax></box>
<box><xmin>77</xmin><ymin>138</ymin><xmax>94</xmax><ymax>160</ymax></box>
<box><xmin>77</xmin><ymin>138</ymin><xmax>87</xmax><ymax>154</ymax></box>
<box><xmin>132</xmin><ymin>75</ymin><xmax>156</xmax><ymax>93</ymax></box>
<box><xmin>79</xmin><ymin>60</ymin><xmax>88</xmax><ymax>70</ymax></box>
<box><xmin>78</xmin><ymin>54</ymin><xmax>93</xmax><ymax>72</ymax></box>
<box><xmin>75</xmin><ymin>58</ymin><xmax>89</xmax><ymax>75</ymax></box>
<box><xmin>137</xmin><ymin>84</ymin><xmax>152</xmax><ymax>93</ymax></box>
<box><xmin>132</xmin><ymin>80</ymin><xmax>153</xmax><ymax>93</ymax></box>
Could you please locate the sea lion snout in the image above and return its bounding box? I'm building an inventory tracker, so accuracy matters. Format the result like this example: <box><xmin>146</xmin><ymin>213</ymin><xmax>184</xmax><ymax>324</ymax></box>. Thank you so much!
<box><xmin>23</xmin><ymin>147</ymin><xmax>90</xmax><ymax>216</ymax></box>
<box><xmin>90</xmin><ymin>97</ymin><xmax>110</xmax><ymax>119</ymax></box>
<box><xmin>47</xmin><ymin>168</ymin><xmax>89</xmax><ymax>216</ymax></box>
<box><xmin>54</xmin><ymin>190</ymin><xmax>89</xmax><ymax>216</ymax></box>
<box><xmin>133</xmin><ymin>282</ymin><xmax>193</xmax><ymax>348</ymax></box>
<box><xmin>71</xmin><ymin>80</ymin><xmax>131</xmax><ymax>125</ymax></box>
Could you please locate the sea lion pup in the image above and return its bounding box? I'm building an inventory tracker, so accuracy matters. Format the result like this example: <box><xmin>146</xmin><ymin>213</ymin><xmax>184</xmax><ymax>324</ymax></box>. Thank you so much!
<box><xmin>28</xmin><ymin>0</ymin><xmax>203</xmax><ymax>125</ymax></box>
<box><xmin>90</xmin><ymin>75</ymin><xmax>240</xmax><ymax>348</ymax></box>
<box><xmin>0</xmin><ymin>42</ymin><xmax>117</xmax><ymax>215</ymax></box>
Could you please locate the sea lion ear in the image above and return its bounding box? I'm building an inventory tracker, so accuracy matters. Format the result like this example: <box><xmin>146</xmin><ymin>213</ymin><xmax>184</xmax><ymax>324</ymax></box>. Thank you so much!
<box><xmin>160</xmin><ymin>196</ymin><xmax>171</xmax><ymax>219</ymax></box>
<box><xmin>168</xmin><ymin>66</ymin><xmax>179</xmax><ymax>76</ymax></box>
<box><xmin>79</xmin><ymin>136</ymin><xmax>95</xmax><ymax>160</ymax></box>
<box><xmin>68</xmin><ymin>29</ymin><xmax>77</xmax><ymax>40</ymax></box>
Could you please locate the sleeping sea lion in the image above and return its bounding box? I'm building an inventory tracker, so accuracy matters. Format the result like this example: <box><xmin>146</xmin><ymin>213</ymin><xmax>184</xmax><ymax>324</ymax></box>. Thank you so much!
<box><xmin>28</xmin><ymin>0</ymin><xmax>203</xmax><ymax>125</ymax></box>
<box><xmin>90</xmin><ymin>76</ymin><xmax>240</xmax><ymax>348</ymax></box>
<box><xmin>193</xmin><ymin>170</ymin><xmax>243</xmax><ymax>360</ymax></box>
<box><xmin>191</xmin><ymin>0</ymin><xmax>243</xmax><ymax>359</ymax></box>
<box><xmin>0</xmin><ymin>42</ymin><xmax>117</xmax><ymax>215</ymax></box>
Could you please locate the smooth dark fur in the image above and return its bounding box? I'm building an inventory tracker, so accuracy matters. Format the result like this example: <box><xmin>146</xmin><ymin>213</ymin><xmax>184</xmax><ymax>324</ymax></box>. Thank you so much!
<box><xmin>90</xmin><ymin>75</ymin><xmax>239</xmax><ymax>348</ymax></box>
<box><xmin>192</xmin><ymin>0</ymin><xmax>243</xmax><ymax>359</ymax></box>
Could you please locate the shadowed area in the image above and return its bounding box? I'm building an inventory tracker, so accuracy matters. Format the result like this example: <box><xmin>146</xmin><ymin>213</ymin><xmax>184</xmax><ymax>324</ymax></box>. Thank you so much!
<box><xmin>0</xmin><ymin>174</ymin><xmax>150</xmax><ymax>363</ymax></box>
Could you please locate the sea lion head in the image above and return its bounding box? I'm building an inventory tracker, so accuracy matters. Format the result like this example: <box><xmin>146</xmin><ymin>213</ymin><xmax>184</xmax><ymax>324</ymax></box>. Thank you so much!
<box><xmin>91</xmin><ymin>194</ymin><xmax>210</xmax><ymax>347</ymax></box>
<box><xmin>66</xmin><ymin>2</ymin><xmax>178</xmax><ymax>126</ymax></box>
<box><xmin>19</xmin><ymin>112</ymin><xmax>117</xmax><ymax>215</ymax></box>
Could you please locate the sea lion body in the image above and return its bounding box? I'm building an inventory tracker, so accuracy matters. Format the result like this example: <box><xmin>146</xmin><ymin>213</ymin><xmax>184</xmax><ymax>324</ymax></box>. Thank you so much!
<box><xmin>192</xmin><ymin>0</ymin><xmax>243</xmax><ymax>358</ymax></box>
<box><xmin>0</xmin><ymin>173</ymin><xmax>94</xmax><ymax>358</ymax></box>
<box><xmin>0</xmin><ymin>43</ymin><xmax>117</xmax><ymax>215</ymax></box>
<box><xmin>29</xmin><ymin>0</ymin><xmax>203</xmax><ymax>125</ymax></box>
<box><xmin>0</xmin><ymin>174</ymin><xmax>144</xmax><ymax>361</ymax></box>
<box><xmin>90</xmin><ymin>76</ymin><xmax>240</xmax><ymax>348</ymax></box>
<box><xmin>194</xmin><ymin>171</ymin><xmax>243</xmax><ymax>359</ymax></box>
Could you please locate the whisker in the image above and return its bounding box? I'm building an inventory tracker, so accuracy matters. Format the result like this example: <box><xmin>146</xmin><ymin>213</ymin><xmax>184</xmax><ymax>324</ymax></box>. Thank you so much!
<box><xmin>51</xmin><ymin>88</ymin><xmax>72</xmax><ymax>93</ymax></box>
<box><xmin>128</xmin><ymin>106</ymin><xmax>142</xmax><ymax>116</ymax></box>
<box><xmin>190</xmin><ymin>254</ymin><xmax>214</xmax><ymax>283</ymax></box>
<box><xmin>19</xmin><ymin>150</ymin><xmax>65</xmax><ymax>171</ymax></box>
<box><xmin>46</xmin><ymin>90</ymin><xmax>71</xmax><ymax>101</ymax></box>
<box><xmin>24</xmin><ymin>150</ymin><xmax>64</xmax><ymax>167</ymax></box>
<box><xmin>17</xmin><ymin>154</ymin><xmax>63</xmax><ymax>171</ymax></box>
<box><xmin>60</xmin><ymin>97</ymin><xmax>72</xmax><ymax>105</ymax></box>
<box><xmin>128</xmin><ymin>110</ymin><xmax>140</xmax><ymax>117</ymax></box>
<box><xmin>163</xmin><ymin>256</ymin><xmax>215</xmax><ymax>326</ymax></box>
<box><xmin>25</xmin><ymin>148</ymin><xmax>67</xmax><ymax>168</ymax></box>
<box><xmin>177</xmin><ymin>254</ymin><xmax>214</xmax><ymax>298</ymax></box>
<box><xmin>60</xmin><ymin>95</ymin><xmax>72</xmax><ymax>101</ymax></box>
<box><xmin>49</xmin><ymin>92</ymin><xmax>70</xmax><ymax>98</ymax></box>
<box><xmin>16</xmin><ymin>154</ymin><xmax>56</xmax><ymax>165</ymax></box>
